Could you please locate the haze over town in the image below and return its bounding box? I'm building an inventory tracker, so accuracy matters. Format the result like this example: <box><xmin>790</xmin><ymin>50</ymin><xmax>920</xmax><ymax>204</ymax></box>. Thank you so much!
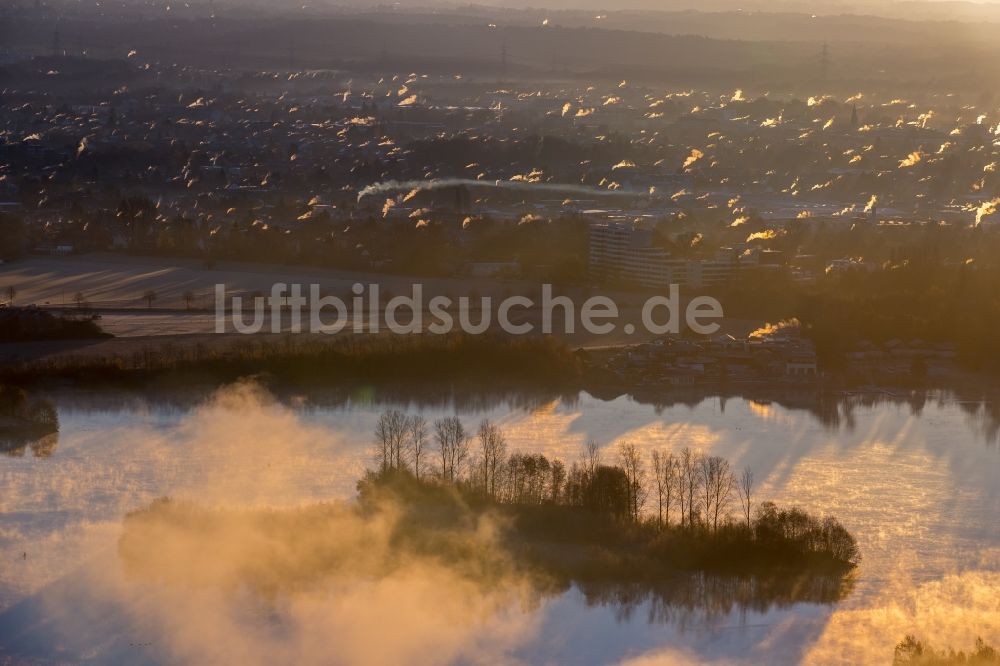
<box><xmin>1</xmin><ymin>1</ymin><xmax>999</xmax><ymax>664</ymax></box>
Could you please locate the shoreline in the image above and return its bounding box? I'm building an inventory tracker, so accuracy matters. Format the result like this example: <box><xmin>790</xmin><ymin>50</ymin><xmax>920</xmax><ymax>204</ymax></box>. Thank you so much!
<box><xmin>2</xmin><ymin>329</ymin><xmax>997</xmax><ymax>397</ymax></box>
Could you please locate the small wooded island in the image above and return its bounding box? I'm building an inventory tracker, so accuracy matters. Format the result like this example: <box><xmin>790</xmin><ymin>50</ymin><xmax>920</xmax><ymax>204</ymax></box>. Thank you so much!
<box><xmin>119</xmin><ymin>410</ymin><xmax>859</xmax><ymax>614</ymax></box>
<box><xmin>357</xmin><ymin>409</ymin><xmax>859</xmax><ymax>578</ymax></box>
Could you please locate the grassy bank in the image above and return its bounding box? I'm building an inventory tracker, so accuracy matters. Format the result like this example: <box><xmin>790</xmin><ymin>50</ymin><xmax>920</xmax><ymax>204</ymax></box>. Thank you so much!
<box><xmin>0</xmin><ymin>333</ymin><xmax>583</xmax><ymax>389</ymax></box>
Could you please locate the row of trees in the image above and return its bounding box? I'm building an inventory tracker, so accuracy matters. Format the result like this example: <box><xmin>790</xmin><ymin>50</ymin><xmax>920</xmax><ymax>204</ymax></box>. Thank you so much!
<box><xmin>374</xmin><ymin>410</ymin><xmax>526</xmax><ymax>498</ymax></box>
<box><xmin>649</xmin><ymin>447</ymin><xmax>754</xmax><ymax>531</ymax></box>
<box><xmin>372</xmin><ymin>409</ymin><xmax>754</xmax><ymax>532</ymax></box>
<box><xmin>369</xmin><ymin>409</ymin><xmax>860</xmax><ymax>566</ymax></box>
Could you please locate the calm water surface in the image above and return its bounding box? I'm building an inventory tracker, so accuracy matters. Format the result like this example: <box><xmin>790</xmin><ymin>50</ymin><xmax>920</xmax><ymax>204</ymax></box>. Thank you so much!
<box><xmin>1</xmin><ymin>384</ymin><xmax>998</xmax><ymax>664</ymax></box>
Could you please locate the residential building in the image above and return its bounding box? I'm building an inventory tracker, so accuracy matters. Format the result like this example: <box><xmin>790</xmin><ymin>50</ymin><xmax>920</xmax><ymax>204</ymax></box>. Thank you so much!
<box><xmin>589</xmin><ymin>222</ymin><xmax>738</xmax><ymax>289</ymax></box>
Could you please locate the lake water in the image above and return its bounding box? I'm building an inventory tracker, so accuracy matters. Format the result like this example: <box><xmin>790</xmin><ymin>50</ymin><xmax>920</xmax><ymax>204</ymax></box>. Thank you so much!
<box><xmin>1</xmin><ymin>383</ymin><xmax>998</xmax><ymax>664</ymax></box>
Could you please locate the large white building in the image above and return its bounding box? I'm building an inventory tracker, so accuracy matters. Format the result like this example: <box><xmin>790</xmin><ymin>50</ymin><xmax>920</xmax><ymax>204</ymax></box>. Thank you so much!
<box><xmin>589</xmin><ymin>222</ymin><xmax>737</xmax><ymax>289</ymax></box>
<box><xmin>589</xmin><ymin>222</ymin><xmax>673</xmax><ymax>287</ymax></box>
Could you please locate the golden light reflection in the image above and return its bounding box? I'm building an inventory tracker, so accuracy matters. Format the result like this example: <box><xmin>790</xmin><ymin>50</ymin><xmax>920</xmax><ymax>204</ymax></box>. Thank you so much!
<box><xmin>804</xmin><ymin>567</ymin><xmax>1000</xmax><ymax>665</ymax></box>
<box><xmin>2</xmin><ymin>386</ymin><xmax>999</xmax><ymax>663</ymax></box>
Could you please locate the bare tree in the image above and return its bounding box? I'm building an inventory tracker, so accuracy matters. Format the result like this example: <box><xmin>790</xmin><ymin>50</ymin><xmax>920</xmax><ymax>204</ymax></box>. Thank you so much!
<box><xmin>618</xmin><ymin>441</ymin><xmax>647</xmax><ymax>521</ymax></box>
<box><xmin>374</xmin><ymin>409</ymin><xmax>409</xmax><ymax>472</ymax></box>
<box><xmin>408</xmin><ymin>415</ymin><xmax>428</xmax><ymax>480</ymax></box>
<box><xmin>651</xmin><ymin>450</ymin><xmax>678</xmax><ymax>528</ymax></box>
<box><xmin>679</xmin><ymin>447</ymin><xmax>702</xmax><ymax>529</ymax></box>
<box><xmin>549</xmin><ymin>458</ymin><xmax>566</xmax><ymax>504</ymax></box>
<box><xmin>677</xmin><ymin>452</ymin><xmax>687</xmax><ymax>528</ymax></box>
<box><xmin>434</xmin><ymin>416</ymin><xmax>469</xmax><ymax>482</ymax></box>
<box><xmin>664</xmin><ymin>453</ymin><xmax>678</xmax><ymax>527</ymax></box>
<box><xmin>716</xmin><ymin>462</ymin><xmax>735</xmax><ymax>530</ymax></box>
<box><xmin>583</xmin><ymin>439</ymin><xmax>602</xmax><ymax>479</ymax></box>
<box><xmin>739</xmin><ymin>466</ymin><xmax>754</xmax><ymax>530</ymax></box>
<box><xmin>477</xmin><ymin>419</ymin><xmax>507</xmax><ymax>498</ymax></box>
<box><xmin>700</xmin><ymin>455</ymin><xmax>736</xmax><ymax>532</ymax></box>
<box><xmin>142</xmin><ymin>289</ymin><xmax>157</xmax><ymax>309</ymax></box>
<box><xmin>4</xmin><ymin>285</ymin><xmax>15</xmax><ymax>306</ymax></box>
<box><xmin>651</xmin><ymin>450</ymin><xmax>666</xmax><ymax>527</ymax></box>
<box><xmin>374</xmin><ymin>413</ymin><xmax>391</xmax><ymax>473</ymax></box>
<box><xmin>700</xmin><ymin>455</ymin><xmax>716</xmax><ymax>531</ymax></box>
<box><xmin>454</xmin><ymin>422</ymin><xmax>471</xmax><ymax>482</ymax></box>
<box><xmin>74</xmin><ymin>292</ymin><xmax>87</xmax><ymax>309</ymax></box>
<box><xmin>435</xmin><ymin>418</ymin><xmax>451</xmax><ymax>480</ymax></box>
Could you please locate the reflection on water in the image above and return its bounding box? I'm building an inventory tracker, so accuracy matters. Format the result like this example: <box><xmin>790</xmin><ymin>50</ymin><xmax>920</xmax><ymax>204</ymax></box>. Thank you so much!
<box><xmin>0</xmin><ymin>431</ymin><xmax>58</xmax><ymax>458</ymax></box>
<box><xmin>577</xmin><ymin>572</ymin><xmax>855</xmax><ymax>626</ymax></box>
<box><xmin>0</xmin><ymin>382</ymin><xmax>998</xmax><ymax>664</ymax></box>
<box><xmin>35</xmin><ymin>381</ymin><xmax>1000</xmax><ymax>450</ymax></box>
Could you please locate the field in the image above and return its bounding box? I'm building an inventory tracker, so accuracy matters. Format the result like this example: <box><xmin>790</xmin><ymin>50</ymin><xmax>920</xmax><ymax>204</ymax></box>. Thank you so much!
<box><xmin>0</xmin><ymin>255</ymin><xmax>756</xmax><ymax>358</ymax></box>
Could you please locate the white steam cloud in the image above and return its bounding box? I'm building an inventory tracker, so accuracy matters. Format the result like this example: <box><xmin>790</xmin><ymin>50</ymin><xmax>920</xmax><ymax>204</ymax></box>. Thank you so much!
<box><xmin>0</xmin><ymin>382</ymin><xmax>543</xmax><ymax>665</ymax></box>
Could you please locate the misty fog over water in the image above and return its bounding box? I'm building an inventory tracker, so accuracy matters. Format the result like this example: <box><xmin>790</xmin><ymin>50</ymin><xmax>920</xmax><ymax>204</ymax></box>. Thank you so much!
<box><xmin>1</xmin><ymin>384</ymin><xmax>998</xmax><ymax>664</ymax></box>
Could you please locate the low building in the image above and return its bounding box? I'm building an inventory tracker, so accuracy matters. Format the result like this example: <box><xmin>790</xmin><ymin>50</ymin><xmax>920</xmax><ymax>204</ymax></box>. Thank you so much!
<box><xmin>785</xmin><ymin>354</ymin><xmax>818</xmax><ymax>377</ymax></box>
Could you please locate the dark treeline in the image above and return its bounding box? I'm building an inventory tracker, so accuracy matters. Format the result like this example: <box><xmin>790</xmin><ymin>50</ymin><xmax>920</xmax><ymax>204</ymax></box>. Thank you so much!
<box><xmin>363</xmin><ymin>408</ymin><xmax>860</xmax><ymax>577</ymax></box>
<box><xmin>0</xmin><ymin>306</ymin><xmax>109</xmax><ymax>343</ymax></box>
<box><xmin>895</xmin><ymin>636</ymin><xmax>999</xmax><ymax>665</ymax></box>
<box><xmin>0</xmin><ymin>333</ymin><xmax>582</xmax><ymax>389</ymax></box>
<box><xmin>715</xmin><ymin>256</ymin><xmax>1000</xmax><ymax>372</ymax></box>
